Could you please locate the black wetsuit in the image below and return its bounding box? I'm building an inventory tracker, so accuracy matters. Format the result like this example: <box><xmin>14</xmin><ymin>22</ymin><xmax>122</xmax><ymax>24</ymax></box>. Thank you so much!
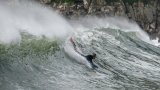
<box><xmin>85</xmin><ymin>55</ymin><xmax>98</xmax><ymax>68</ymax></box>
<box><xmin>85</xmin><ymin>55</ymin><xmax>94</xmax><ymax>63</ymax></box>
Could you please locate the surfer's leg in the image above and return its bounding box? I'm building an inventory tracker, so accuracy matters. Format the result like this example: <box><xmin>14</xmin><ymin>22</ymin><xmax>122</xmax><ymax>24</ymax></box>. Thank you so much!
<box><xmin>93</xmin><ymin>65</ymin><xmax>98</xmax><ymax>69</ymax></box>
<box><xmin>91</xmin><ymin>63</ymin><xmax>98</xmax><ymax>69</ymax></box>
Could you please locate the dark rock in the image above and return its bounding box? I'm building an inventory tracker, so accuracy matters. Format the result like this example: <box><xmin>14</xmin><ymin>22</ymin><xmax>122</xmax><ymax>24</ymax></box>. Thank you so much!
<box><xmin>39</xmin><ymin>0</ymin><xmax>160</xmax><ymax>41</ymax></box>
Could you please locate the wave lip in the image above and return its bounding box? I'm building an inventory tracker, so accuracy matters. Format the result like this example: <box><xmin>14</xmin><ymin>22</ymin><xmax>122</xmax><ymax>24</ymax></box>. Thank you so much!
<box><xmin>0</xmin><ymin>0</ymin><xmax>73</xmax><ymax>44</ymax></box>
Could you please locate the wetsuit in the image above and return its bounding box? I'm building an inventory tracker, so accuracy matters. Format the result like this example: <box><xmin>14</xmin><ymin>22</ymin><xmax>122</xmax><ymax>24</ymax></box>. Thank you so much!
<box><xmin>85</xmin><ymin>55</ymin><xmax>98</xmax><ymax>69</ymax></box>
<box><xmin>85</xmin><ymin>55</ymin><xmax>94</xmax><ymax>64</ymax></box>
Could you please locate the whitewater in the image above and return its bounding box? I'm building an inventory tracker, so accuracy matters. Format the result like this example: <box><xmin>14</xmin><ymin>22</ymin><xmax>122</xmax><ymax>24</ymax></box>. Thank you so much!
<box><xmin>0</xmin><ymin>1</ymin><xmax>160</xmax><ymax>90</ymax></box>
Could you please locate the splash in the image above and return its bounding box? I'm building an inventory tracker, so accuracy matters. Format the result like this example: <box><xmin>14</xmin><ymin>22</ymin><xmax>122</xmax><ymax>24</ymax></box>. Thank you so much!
<box><xmin>0</xmin><ymin>0</ymin><xmax>158</xmax><ymax>46</ymax></box>
<box><xmin>1</xmin><ymin>1</ymin><xmax>160</xmax><ymax>90</ymax></box>
<box><xmin>0</xmin><ymin>0</ymin><xmax>73</xmax><ymax>44</ymax></box>
<box><xmin>69</xmin><ymin>16</ymin><xmax>155</xmax><ymax>45</ymax></box>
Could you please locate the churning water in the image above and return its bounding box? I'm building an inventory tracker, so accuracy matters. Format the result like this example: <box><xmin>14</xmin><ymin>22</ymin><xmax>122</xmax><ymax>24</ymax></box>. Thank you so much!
<box><xmin>0</xmin><ymin>1</ymin><xmax>160</xmax><ymax>90</ymax></box>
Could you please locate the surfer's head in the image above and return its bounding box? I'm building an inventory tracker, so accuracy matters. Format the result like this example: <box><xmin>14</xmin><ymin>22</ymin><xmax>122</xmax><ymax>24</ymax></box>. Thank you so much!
<box><xmin>92</xmin><ymin>53</ymin><xmax>96</xmax><ymax>59</ymax></box>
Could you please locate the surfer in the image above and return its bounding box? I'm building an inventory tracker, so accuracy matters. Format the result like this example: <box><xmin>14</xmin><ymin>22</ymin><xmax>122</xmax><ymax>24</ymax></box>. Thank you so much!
<box><xmin>70</xmin><ymin>37</ymin><xmax>98</xmax><ymax>69</ymax></box>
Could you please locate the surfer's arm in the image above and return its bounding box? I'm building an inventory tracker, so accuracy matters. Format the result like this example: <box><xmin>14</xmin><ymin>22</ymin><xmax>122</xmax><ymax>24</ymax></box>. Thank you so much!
<box><xmin>79</xmin><ymin>53</ymin><xmax>85</xmax><ymax>57</ymax></box>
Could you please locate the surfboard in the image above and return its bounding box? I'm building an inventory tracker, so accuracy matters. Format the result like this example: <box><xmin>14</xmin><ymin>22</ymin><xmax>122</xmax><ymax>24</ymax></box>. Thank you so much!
<box><xmin>64</xmin><ymin>37</ymin><xmax>98</xmax><ymax>69</ymax></box>
<box><xmin>64</xmin><ymin>37</ymin><xmax>93</xmax><ymax>68</ymax></box>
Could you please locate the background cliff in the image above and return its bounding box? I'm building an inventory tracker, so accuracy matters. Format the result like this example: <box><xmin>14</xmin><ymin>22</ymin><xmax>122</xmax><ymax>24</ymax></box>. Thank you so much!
<box><xmin>38</xmin><ymin>0</ymin><xmax>160</xmax><ymax>41</ymax></box>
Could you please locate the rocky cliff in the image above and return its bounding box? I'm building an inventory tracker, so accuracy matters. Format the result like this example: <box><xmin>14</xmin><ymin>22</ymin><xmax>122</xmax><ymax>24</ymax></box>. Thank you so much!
<box><xmin>39</xmin><ymin>0</ymin><xmax>160</xmax><ymax>41</ymax></box>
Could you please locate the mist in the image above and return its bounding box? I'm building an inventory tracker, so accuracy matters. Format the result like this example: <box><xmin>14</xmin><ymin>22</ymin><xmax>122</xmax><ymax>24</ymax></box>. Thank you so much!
<box><xmin>0</xmin><ymin>0</ymin><xmax>158</xmax><ymax>46</ymax></box>
<box><xmin>0</xmin><ymin>0</ymin><xmax>73</xmax><ymax>44</ymax></box>
<box><xmin>69</xmin><ymin>16</ymin><xmax>154</xmax><ymax>45</ymax></box>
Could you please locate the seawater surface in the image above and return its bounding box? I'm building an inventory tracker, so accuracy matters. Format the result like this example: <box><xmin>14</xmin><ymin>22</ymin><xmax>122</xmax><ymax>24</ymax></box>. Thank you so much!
<box><xmin>0</xmin><ymin>1</ymin><xmax>160</xmax><ymax>90</ymax></box>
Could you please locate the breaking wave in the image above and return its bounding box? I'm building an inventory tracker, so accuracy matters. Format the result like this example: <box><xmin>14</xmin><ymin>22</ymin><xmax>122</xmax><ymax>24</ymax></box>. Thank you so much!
<box><xmin>0</xmin><ymin>1</ymin><xmax>160</xmax><ymax>90</ymax></box>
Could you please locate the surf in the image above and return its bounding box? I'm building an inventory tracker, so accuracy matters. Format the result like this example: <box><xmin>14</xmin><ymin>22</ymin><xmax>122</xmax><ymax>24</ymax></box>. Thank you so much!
<box><xmin>0</xmin><ymin>0</ymin><xmax>160</xmax><ymax>90</ymax></box>
<box><xmin>64</xmin><ymin>36</ymin><xmax>93</xmax><ymax>69</ymax></box>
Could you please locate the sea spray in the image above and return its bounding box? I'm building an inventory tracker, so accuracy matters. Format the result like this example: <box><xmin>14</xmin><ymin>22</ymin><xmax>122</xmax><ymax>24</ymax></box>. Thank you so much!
<box><xmin>0</xmin><ymin>0</ymin><xmax>73</xmax><ymax>44</ymax></box>
<box><xmin>0</xmin><ymin>1</ymin><xmax>160</xmax><ymax>90</ymax></box>
<box><xmin>69</xmin><ymin>16</ymin><xmax>155</xmax><ymax>45</ymax></box>
<box><xmin>0</xmin><ymin>0</ymin><xmax>158</xmax><ymax>46</ymax></box>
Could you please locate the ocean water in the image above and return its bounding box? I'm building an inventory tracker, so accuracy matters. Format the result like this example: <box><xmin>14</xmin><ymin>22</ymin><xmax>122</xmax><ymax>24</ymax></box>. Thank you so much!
<box><xmin>0</xmin><ymin>1</ymin><xmax>160</xmax><ymax>90</ymax></box>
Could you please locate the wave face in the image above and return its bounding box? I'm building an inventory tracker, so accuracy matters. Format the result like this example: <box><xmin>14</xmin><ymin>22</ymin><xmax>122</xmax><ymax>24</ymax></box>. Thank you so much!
<box><xmin>1</xmin><ymin>1</ymin><xmax>160</xmax><ymax>90</ymax></box>
<box><xmin>1</xmin><ymin>28</ymin><xmax>160</xmax><ymax>90</ymax></box>
<box><xmin>74</xmin><ymin>28</ymin><xmax>160</xmax><ymax>90</ymax></box>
